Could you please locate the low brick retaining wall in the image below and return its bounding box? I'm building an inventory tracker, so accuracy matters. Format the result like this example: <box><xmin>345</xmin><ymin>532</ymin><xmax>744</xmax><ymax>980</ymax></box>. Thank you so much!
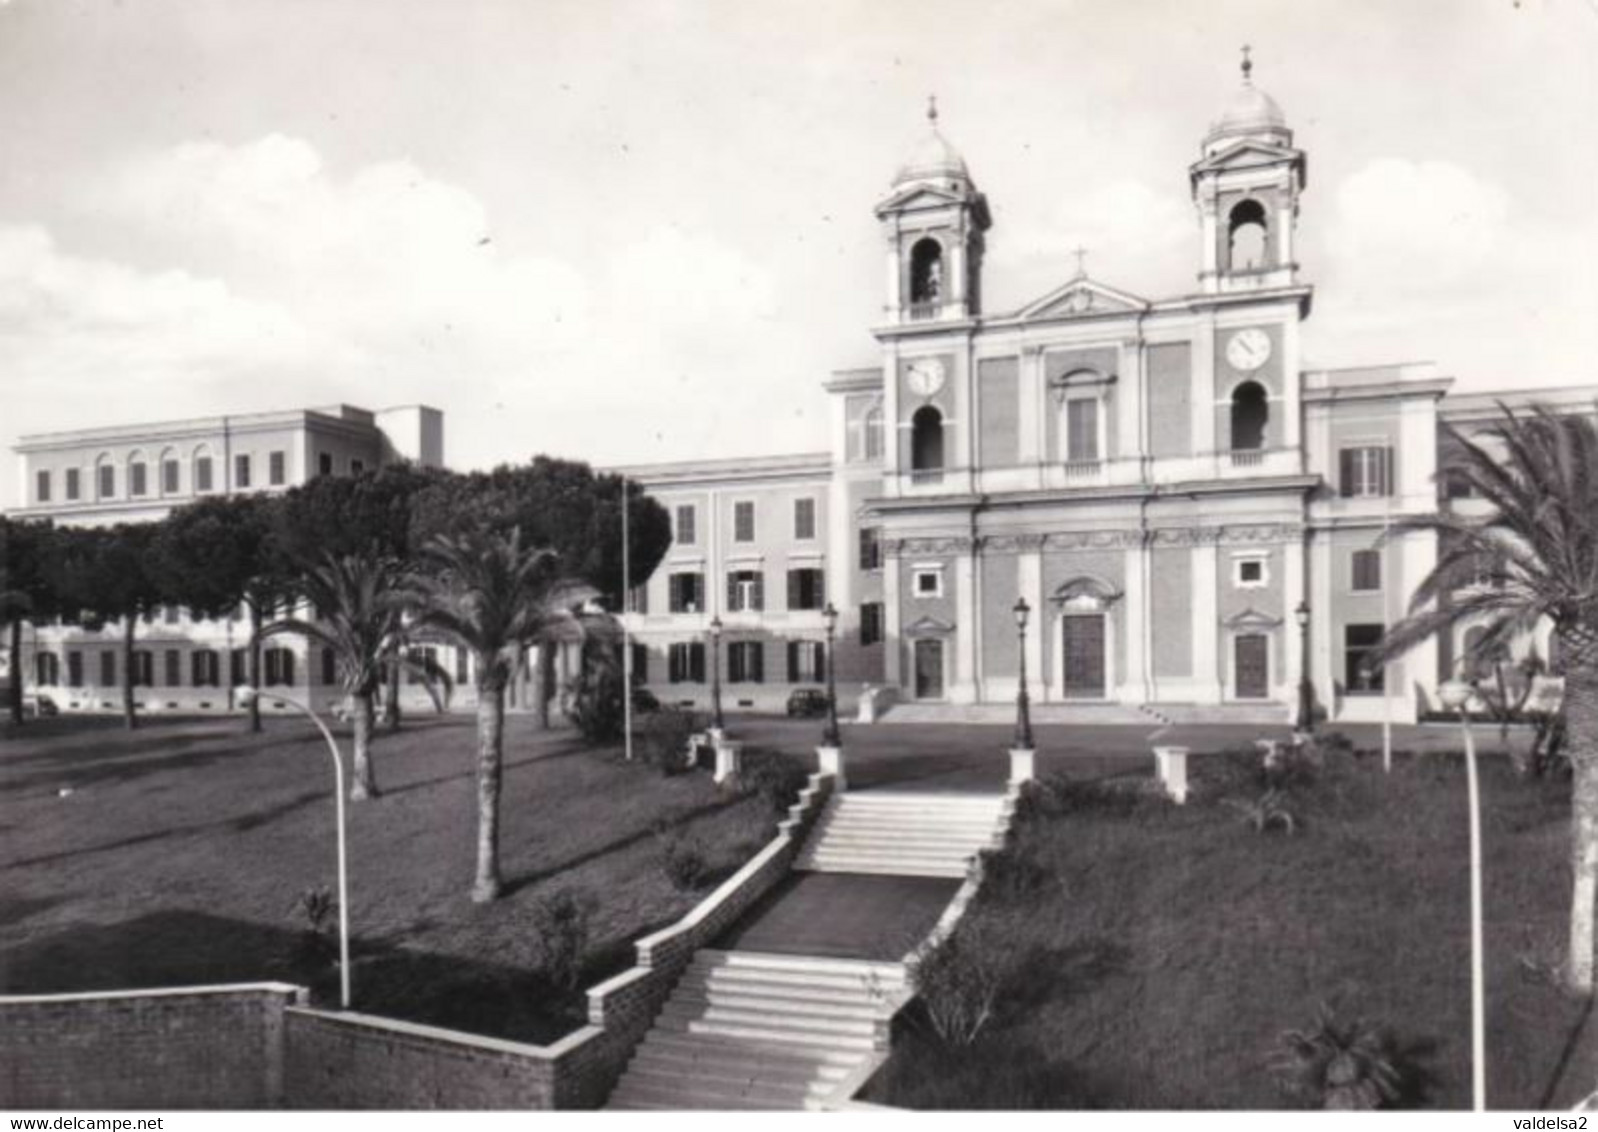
<box><xmin>0</xmin><ymin>983</ymin><xmax>304</xmax><ymax>1109</ymax></box>
<box><xmin>0</xmin><ymin>772</ymin><xmax>837</xmax><ymax>1111</ymax></box>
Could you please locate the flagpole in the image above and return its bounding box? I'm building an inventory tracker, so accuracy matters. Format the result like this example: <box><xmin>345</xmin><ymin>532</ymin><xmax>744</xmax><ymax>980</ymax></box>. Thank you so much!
<box><xmin>622</xmin><ymin>479</ymin><xmax>634</xmax><ymax>762</ymax></box>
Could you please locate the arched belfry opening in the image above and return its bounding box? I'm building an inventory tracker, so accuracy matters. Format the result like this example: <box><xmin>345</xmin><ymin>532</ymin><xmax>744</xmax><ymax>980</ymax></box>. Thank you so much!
<box><xmin>911</xmin><ymin>405</ymin><xmax>944</xmax><ymax>473</ymax></box>
<box><xmin>1228</xmin><ymin>199</ymin><xmax>1268</xmax><ymax>271</ymax></box>
<box><xmin>1230</xmin><ymin>381</ymin><xmax>1269</xmax><ymax>451</ymax></box>
<box><xmin>909</xmin><ymin>238</ymin><xmax>944</xmax><ymax>305</ymax></box>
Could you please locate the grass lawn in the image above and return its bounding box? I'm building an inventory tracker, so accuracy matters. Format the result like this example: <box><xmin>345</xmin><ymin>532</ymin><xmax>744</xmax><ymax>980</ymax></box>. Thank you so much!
<box><xmin>866</xmin><ymin>742</ymin><xmax>1596</xmax><ymax>1111</ymax></box>
<box><xmin>0</xmin><ymin>712</ymin><xmax>797</xmax><ymax>1044</ymax></box>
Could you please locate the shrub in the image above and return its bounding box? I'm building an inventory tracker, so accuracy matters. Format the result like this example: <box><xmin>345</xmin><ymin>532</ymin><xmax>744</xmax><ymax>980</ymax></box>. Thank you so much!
<box><xmin>656</xmin><ymin>825</ymin><xmax>713</xmax><ymax>891</ymax></box>
<box><xmin>978</xmin><ymin>830</ymin><xmax>1059</xmax><ymax>904</ymax></box>
<box><xmin>529</xmin><ymin>888</ymin><xmax>595</xmax><ymax>993</ymax></box>
<box><xmin>908</xmin><ymin>916</ymin><xmax>1025</xmax><ymax>1048</ymax></box>
<box><xmin>1275</xmin><ymin>1003</ymin><xmax>1404</xmax><ymax>1110</ymax></box>
<box><xmin>739</xmin><ymin>749</ymin><xmax>809</xmax><ymax>814</ymax></box>
<box><xmin>563</xmin><ymin>639</ymin><xmax>625</xmax><ymax>745</ymax></box>
<box><xmin>292</xmin><ymin>885</ymin><xmax>338</xmax><ymax>968</ymax></box>
<box><xmin>636</xmin><ymin>707</ymin><xmax>701</xmax><ymax>775</ymax></box>
<box><xmin>1018</xmin><ymin>773</ymin><xmax>1151</xmax><ymax>822</ymax></box>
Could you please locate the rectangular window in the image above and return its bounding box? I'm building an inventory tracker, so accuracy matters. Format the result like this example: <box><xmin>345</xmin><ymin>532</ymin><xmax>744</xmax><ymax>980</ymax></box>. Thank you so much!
<box><xmin>1066</xmin><ymin>398</ymin><xmax>1100</xmax><ymax>462</ymax></box>
<box><xmin>734</xmin><ymin>501</ymin><xmax>756</xmax><ymax>543</ymax></box>
<box><xmin>162</xmin><ymin>459</ymin><xmax>180</xmax><ymax>494</ymax></box>
<box><xmin>727</xmin><ymin>569</ymin><xmax>764</xmax><ymax>612</ymax></box>
<box><xmin>668</xmin><ymin>572</ymin><xmax>705</xmax><ymax>614</ymax></box>
<box><xmin>36</xmin><ymin>470</ymin><xmax>50</xmax><ymax>503</ymax></box>
<box><xmin>913</xmin><ymin>568</ymin><xmax>944</xmax><ymax>598</ymax></box>
<box><xmin>454</xmin><ymin>647</ymin><xmax>469</xmax><ymax>685</ymax></box>
<box><xmin>1234</xmin><ymin>554</ymin><xmax>1268</xmax><ymax>589</ymax></box>
<box><xmin>630</xmin><ymin>642</ymin><xmax>649</xmax><ymax>684</ymax></box>
<box><xmin>67</xmin><ymin>650</ymin><xmax>84</xmax><ymax>688</ymax></box>
<box><xmin>192</xmin><ymin>650</ymin><xmax>219</xmax><ymax>688</ymax></box>
<box><xmin>100</xmin><ymin>650</ymin><xmax>116</xmax><ymax>687</ymax></box>
<box><xmin>235</xmin><ymin>454</ymin><xmax>252</xmax><ymax>489</ymax></box>
<box><xmin>318</xmin><ymin>452</ymin><xmax>334</xmax><ymax>476</ymax></box>
<box><xmin>350</xmin><ymin>458</ymin><xmax>365</xmax><ymax>475</ymax></box>
<box><xmin>269</xmin><ymin>451</ymin><xmax>286</xmax><ymax>486</ymax></box>
<box><xmin>668</xmin><ymin>641</ymin><xmax>706</xmax><ymax>684</ymax></box>
<box><xmin>794</xmin><ymin>498</ymin><xmax>816</xmax><ymax>541</ymax></box>
<box><xmin>264</xmin><ymin>647</ymin><xmax>295</xmax><ymax>687</ymax></box>
<box><xmin>98</xmin><ymin>464</ymin><xmax>115</xmax><ymax>499</ymax></box>
<box><xmin>786</xmin><ymin>640</ymin><xmax>825</xmax><ymax>683</ymax></box>
<box><xmin>131</xmin><ymin>650</ymin><xmax>153</xmax><ymax>688</ymax></box>
<box><xmin>675</xmin><ymin>505</ymin><xmax>697</xmax><ymax>546</ymax></box>
<box><xmin>787</xmin><ymin>568</ymin><xmax>825</xmax><ymax>611</ymax></box>
<box><xmin>1351</xmin><ymin>549</ymin><xmax>1382</xmax><ymax>592</ymax></box>
<box><xmin>164</xmin><ymin>649</ymin><xmax>181</xmax><ymax>688</ymax></box>
<box><xmin>66</xmin><ymin>467</ymin><xmax>81</xmax><ymax>501</ymax></box>
<box><xmin>164</xmin><ymin>604</ymin><xmax>181</xmax><ymax>624</ymax></box>
<box><xmin>859</xmin><ymin>526</ymin><xmax>882</xmax><ymax>571</ymax></box>
<box><xmin>861</xmin><ymin>602</ymin><xmax>883</xmax><ymax>646</ymax></box>
<box><xmin>1344</xmin><ymin>624</ymin><xmax>1386</xmax><ymax>694</ymax></box>
<box><xmin>322</xmin><ymin>647</ymin><xmax>338</xmax><ymax>686</ymax></box>
<box><xmin>728</xmin><ymin>641</ymin><xmax>764</xmax><ymax>684</ymax></box>
<box><xmin>129</xmin><ymin>462</ymin><xmax>147</xmax><ymax>497</ymax></box>
<box><xmin>627</xmin><ymin>584</ymin><xmax>649</xmax><ymax>615</ymax></box>
<box><xmin>1339</xmin><ymin>446</ymin><xmax>1393</xmax><ymax>498</ymax></box>
<box><xmin>195</xmin><ymin>457</ymin><xmax>213</xmax><ymax>493</ymax></box>
<box><xmin>230</xmin><ymin>647</ymin><xmax>248</xmax><ymax>686</ymax></box>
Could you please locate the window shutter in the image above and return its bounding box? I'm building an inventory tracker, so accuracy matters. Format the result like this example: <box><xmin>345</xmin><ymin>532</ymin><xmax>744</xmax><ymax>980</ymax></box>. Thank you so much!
<box><xmin>787</xmin><ymin>641</ymin><xmax>799</xmax><ymax>683</ymax></box>
<box><xmin>817</xmin><ymin>571</ymin><xmax>826</xmax><ymax>609</ymax></box>
<box><xmin>1382</xmin><ymin>447</ymin><xmax>1395</xmax><ymax>496</ymax></box>
<box><xmin>751</xmin><ymin>644</ymin><xmax>764</xmax><ymax>684</ymax></box>
<box><xmin>787</xmin><ymin>570</ymin><xmax>799</xmax><ymax>611</ymax></box>
<box><xmin>728</xmin><ymin>572</ymin><xmax>739</xmax><ymax>612</ymax></box>
<box><xmin>1339</xmin><ymin>449</ymin><xmax>1355</xmax><ymax>498</ymax></box>
<box><xmin>668</xmin><ymin>645</ymin><xmax>681</xmax><ymax>684</ymax></box>
<box><xmin>753</xmin><ymin>572</ymin><xmax>764</xmax><ymax>612</ymax></box>
<box><xmin>728</xmin><ymin>644</ymin><xmax>743</xmax><ymax>684</ymax></box>
<box><xmin>191</xmin><ymin>652</ymin><xmax>204</xmax><ymax>686</ymax></box>
<box><xmin>691</xmin><ymin>642</ymin><xmax>706</xmax><ymax>683</ymax></box>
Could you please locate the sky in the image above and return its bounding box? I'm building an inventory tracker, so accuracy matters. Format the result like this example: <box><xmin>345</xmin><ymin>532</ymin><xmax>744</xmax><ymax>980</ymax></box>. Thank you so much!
<box><xmin>0</xmin><ymin>0</ymin><xmax>1594</xmax><ymax>507</ymax></box>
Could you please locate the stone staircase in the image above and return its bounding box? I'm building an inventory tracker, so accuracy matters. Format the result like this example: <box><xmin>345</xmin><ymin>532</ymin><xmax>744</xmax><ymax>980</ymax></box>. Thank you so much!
<box><xmin>879</xmin><ymin>701</ymin><xmax>1151</xmax><ymax>725</ymax></box>
<box><xmin>793</xmin><ymin>790</ymin><xmax>1009</xmax><ymax>878</ymax></box>
<box><xmin>605</xmin><ymin>950</ymin><xmax>906</xmax><ymax>1111</ymax></box>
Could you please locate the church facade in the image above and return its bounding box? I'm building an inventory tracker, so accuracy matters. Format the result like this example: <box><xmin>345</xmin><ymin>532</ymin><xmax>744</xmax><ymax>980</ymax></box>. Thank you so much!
<box><xmin>618</xmin><ymin>66</ymin><xmax>1581</xmax><ymax>725</ymax></box>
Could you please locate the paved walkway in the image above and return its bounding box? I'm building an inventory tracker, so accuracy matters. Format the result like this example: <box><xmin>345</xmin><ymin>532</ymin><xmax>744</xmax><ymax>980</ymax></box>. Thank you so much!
<box><xmin>717</xmin><ymin>873</ymin><xmax>960</xmax><ymax>961</ymax></box>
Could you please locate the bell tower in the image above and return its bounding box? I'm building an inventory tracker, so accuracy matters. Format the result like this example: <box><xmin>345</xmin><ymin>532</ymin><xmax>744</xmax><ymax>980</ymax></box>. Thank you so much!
<box><xmin>1189</xmin><ymin>49</ymin><xmax>1307</xmax><ymax>294</ymax></box>
<box><xmin>875</xmin><ymin>98</ymin><xmax>991</xmax><ymax>323</ymax></box>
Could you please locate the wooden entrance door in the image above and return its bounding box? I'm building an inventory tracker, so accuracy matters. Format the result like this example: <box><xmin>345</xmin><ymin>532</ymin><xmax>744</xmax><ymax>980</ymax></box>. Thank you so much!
<box><xmin>1235</xmin><ymin>633</ymin><xmax>1269</xmax><ymax>699</ymax></box>
<box><xmin>913</xmin><ymin>639</ymin><xmax>945</xmax><ymax>700</ymax></box>
<box><xmin>1061</xmin><ymin>615</ymin><xmax>1106</xmax><ymax>699</ymax></box>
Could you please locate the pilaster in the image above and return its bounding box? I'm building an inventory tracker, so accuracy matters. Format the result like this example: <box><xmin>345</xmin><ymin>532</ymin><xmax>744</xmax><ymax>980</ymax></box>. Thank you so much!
<box><xmin>1192</xmin><ymin>540</ymin><xmax>1221</xmax><ymax>701</ymax></box>
<box><xmin>952</xmin><ymin>551</ymin><xmax>977</xmax><ymax>703</ymax></box>
<box><xmin>1119</xmin><ymin>537</ymin><xmax>1148</xmax><ymax>703</ymax></box>
<box><xmin>1018</xmin><ymin>546</ymin><xmax>1044</xmax><ymax>702</ymax></box>
<box><xmin>883</xmin><ymin>549</ymin><xmax>902</xmax><ymax>686</ymax></box>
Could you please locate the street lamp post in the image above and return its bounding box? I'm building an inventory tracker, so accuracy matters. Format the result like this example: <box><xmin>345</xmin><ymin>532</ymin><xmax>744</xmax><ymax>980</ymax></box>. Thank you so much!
<box><xmin>1439</xmin><ymin>677</ymin><xmax>1487</xmax><ymax>1112</ymax></box>
<box><xmin>237</xmin><ymin>686</ymin><xmax>351</xmax><ymax>1011</ymax></box>
<box><xmin>621</xmin><ymin>480</ymin><xmax>633</xmax><ymax>762</ymax></box>
<box><xmin>1013</xmin><ymin>597</ymin><xmax>1034</xmax><ymax>751</ymax></box>
<box><xmin>821</xmin><ymin>603</ymin><xmax>841</xmax><ymax>749</ymax></box>
<box><xmin>708</xmin><ymin>615</ymin><xmax>724</xmax><ymax>734</ymax></box>
<box><xmin>1295</xmin><ymin>600</ymin><xmax>1314</xmax><ymax>736</ymax></box>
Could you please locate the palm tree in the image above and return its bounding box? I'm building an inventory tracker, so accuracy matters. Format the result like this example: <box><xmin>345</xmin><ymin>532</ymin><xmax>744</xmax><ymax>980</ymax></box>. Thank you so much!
<box><xmin>403</xmin><ymin>526</ymin><xmax>583</xmax><ymax>903</ymax></box>
<box><xmin>261</xmin><ymin>551</ymin><xmax>415</xmax><ymax>801</ymax></box>
<box><xmin>1377</xmin><ymin>402</ymin><xmax>1598</xmax><ymax>991</ymax></box>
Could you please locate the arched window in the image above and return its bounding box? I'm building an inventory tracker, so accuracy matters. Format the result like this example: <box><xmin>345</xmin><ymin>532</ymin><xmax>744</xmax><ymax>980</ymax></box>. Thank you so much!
<box><xmin>193</xmin><ymin>444</ymin><xmax>215</xmax><ymax>493</ymax></box>
<box><xmin>35</xmin><ymin>652</ymin><xmax>60</xmax><ymax>687</ymax></box>
<box><xmin>1228</xmin><ymin>199</ymin><xmax>1268</xmax><ymax>271</ymax></box>
<box><xmin>94</xmin><ymin>453</ymin><xmax>116</xmax><ymax>499</ymax></box>
<box><xmin>863</xmin><ymin>405</ymin><xmax>884</xmax><ymax>460</ymax></box>
<box><xmin>127</xmin><ymin>450</ymin><xmax>149</xmax><ymax>498</ymax></box>
<box><xmin>159</xmin><ymin>446</ymin><xmax>182</xmax><ymax>496</ymax></box>
<box><xmin>911</xmin><ymin>405</ymin><xmax>944</xmax><ymax>473</ymax></box>
<box><xmin>909</xmin><ymin>238</ymin><xmax>944</xmax><ymax>304</ymax></box>
<box><xmin>1230</xmin><ymin>381</ymin><xmax>1269</xmax><ymax>451</ymax></box>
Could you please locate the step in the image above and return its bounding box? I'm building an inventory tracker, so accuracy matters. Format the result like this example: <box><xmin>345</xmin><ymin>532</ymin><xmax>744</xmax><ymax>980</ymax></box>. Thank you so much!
<box><xmin>798</xmin><ymin>848</ymin><xmax>978</xmax><ymax>868</ymax></box>
<box><xmin>656</xmin><ymin>1016</ymin><xmax>877</xmax><ymax>1051</ymax></box>
<box><xmin>682</xmin><ymin>974</ymin><xmax>890</xmax><ymax>1007</ymax></box>
<box><xmin>672</xmin><ymin>988</ymin><xmax>884</xmax><ymax>1021</ymax></box>
<box><xmin>814</xmin><ymin>820</ymin><xmax>1002</xmax><ymax>838</ymax></box>
<box><xmin>620</xmin><ymin>1059</ymin><xmax>844</xmax><ymax>1097</ymax></box>
<box><xmin>659</xmin><ymin>1003</ymin><xmax>877</xmax><ymax>1039</ymax></box>
<box><xmin>807</xmin><ymin>829</ymin><xmax>1000</xmax><ymax>847</ymax></box>
<box><xmin>797</xmin><ymin>859</ymin><xmax>970</xmax><ymax>878</ymax></box>
<box><xmin>628</xmin><ymin>1043</ymin><xmax>856</xmax><ymax>1084</ymax></box>
<box><xmin>637</xmin><ymin>1031</ymin><xmax>865</xmax><ymax>1069</ymax></box>
<box><xmin>609</xmin><ymin>1080</ymin><xmax>799</xmax><ymax>1111</ymax></box>
<box><xmin>698</xmin><ymin>950</ymin><xmax>905</xmax><ymax>979</ymax></box>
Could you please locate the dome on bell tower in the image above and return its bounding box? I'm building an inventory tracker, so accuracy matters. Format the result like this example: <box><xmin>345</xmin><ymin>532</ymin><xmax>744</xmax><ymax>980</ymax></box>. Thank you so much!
<box><xmin>1203</xmin><ymin>47</ymin><xmax>1293</xmax><ymax>153</ymax></box>
<box><xmin>892</xmin><ymin>96</ymin><xmax>973</xmax><ymax>189</ymax></box>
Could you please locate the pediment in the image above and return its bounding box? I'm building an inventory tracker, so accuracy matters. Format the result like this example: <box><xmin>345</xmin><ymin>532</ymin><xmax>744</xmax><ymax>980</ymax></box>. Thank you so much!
<box><xmin>904</xmin><ymin>614</ymin><xmax>956</xmax><ymax>636</ymax></box>
<box><xmin>1050</xmin><ymin>576</ymin><xmax>1123</xmax><ymax>611</ymax></box>
<box><xmin>874</xmin><ymin>184</ymin><xmax>966</xmax><ymax>215</ymax></box>
<box><xmin>1224</xmin><ymin>606</ymin><xmax>1284</xmax><ymax>631</ymax></box>
<box><xmin>1190</xmin><ymin>139</ymin><xmax>1304</xmax><ymax>176</ymax></box>
<box><xmin>1017</xmin><ymin>276</ymin><xmax>1149</xmax><ymax>321</ymax></box>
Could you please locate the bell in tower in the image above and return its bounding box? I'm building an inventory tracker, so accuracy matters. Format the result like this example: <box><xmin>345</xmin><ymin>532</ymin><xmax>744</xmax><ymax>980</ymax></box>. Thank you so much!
<box><xmin>1189</xmin><ymin>49</ymin><xmax>1307</xmax><ymax>294</ymax></box>
<box><xmin>875</xmin><ymin>97</ymin><xmax>991</xmax><ymax>323</ymax></box>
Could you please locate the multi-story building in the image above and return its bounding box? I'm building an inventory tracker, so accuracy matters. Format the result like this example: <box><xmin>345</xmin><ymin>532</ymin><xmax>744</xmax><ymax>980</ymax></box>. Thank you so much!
<box><xmin>5</xmin><ymin>404</ymin><xmax>446</xmax><ymax>715</ymax></box>
<box><xmin>618</xmin><ymin>65</ymin><xmax>1590</xmax><ymax>724</ymax></box>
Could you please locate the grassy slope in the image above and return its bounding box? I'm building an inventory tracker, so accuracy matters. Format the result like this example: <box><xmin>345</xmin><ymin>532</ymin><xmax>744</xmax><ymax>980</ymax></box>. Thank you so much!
<box><xmin>873</xmin><ymin>748</ymin><xmax>1592</xmax><ymax>1110</ymax></box>
<box><xmin>0</xmin><ymin>713</ymin><xmax>786</xmax><ymax>1043</ymax></box>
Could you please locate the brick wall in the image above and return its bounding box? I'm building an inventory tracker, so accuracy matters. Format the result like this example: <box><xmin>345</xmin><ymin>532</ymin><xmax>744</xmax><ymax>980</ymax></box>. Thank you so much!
<box><xmin>0</xmin><ymin>983</ymin><xmax>302</xmax><ymax>1109</ymax></box>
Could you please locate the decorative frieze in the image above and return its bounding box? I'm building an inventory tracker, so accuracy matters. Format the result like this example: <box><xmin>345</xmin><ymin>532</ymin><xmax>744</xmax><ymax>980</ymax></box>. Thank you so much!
<box><xmin>884</xmin><ymin>535</ymin><xmax>975</xmax><ymax>558</ymax></box>
<box><xmin>970</xmin><ymin>523</ymin><xmax>1306</xmax><ymax>555</ymax></box>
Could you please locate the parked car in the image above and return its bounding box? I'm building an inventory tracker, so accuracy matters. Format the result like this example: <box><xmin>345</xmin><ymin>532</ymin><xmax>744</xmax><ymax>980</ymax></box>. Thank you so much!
<box><xmin>786</xmin><ymin>687</ymin><xmax>829</xmax><ymax>718</ymax></box>
<box><xmin>21</xmin><ymin>692</ymin><xmax>60</xmax><ymax>718</ymax></box>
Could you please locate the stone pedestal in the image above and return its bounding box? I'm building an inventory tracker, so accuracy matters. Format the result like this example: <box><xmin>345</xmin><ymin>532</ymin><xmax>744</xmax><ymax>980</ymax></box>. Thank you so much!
<box><xmin>1009</xmin><ymin>747</ymin><xmax>1036</xmax><ymax>785</ymax></box>
<box><xmin>713</xmin><ymin>740</ymin><xmax>743</xmax><ymax>786</ymax></box>
<box><xmin>1153</xmin><ymin>745</ymin><xmax>1190</xmax><ymax>805</ymax></box>
<box><xmin>817</xmin><ymin>745</ymin><xmax>846</xmax><ymax>792</ymax></box>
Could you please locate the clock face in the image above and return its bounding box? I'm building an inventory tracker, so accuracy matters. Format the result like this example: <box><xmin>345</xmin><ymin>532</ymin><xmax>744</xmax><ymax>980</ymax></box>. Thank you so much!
<box><xmin>1226</xmin><ymin>328</ymin><xmax>1272</xmax><ymax>372</ymax></box>
<box><xmin>906</xmin><ymin>358</ymin><xmax>946</xmax><ymax>397</ymax></box>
